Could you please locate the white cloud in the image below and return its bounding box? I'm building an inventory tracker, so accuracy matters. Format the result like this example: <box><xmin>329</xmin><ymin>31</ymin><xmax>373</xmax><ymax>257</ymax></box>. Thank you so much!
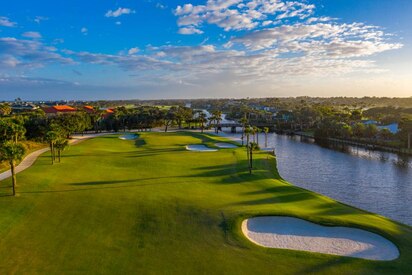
<box><xmin>262</xmin><ymin>20</ymin><xmax>273</xmax><ymax>26</ymax></box>
<box><xmin>128</xmin><ymin>47</ymin><xmax>139</xmax><ymax>55</ymax></box>
<box><xmin>22</xmin><ymin>31</ymin><xmax>42</xmax><ymax>39</ymax></box>
<box><xmin>174</xmin><ymin>0</ymin><xmax>315</xmax><ymax>33</ymax></box>
<box><xmin>306</xmin><ymin>16</ymin><xmax>336</xmax><ymax>24</ymax></box>
<box><xmin>156</xmin><ymin>3</ymin><xmax>167</xmax><ymax>10</ymax></box>
<box><xmin>178</xmin><ymin>26</ymin><xmax>203</xmax><ymax>35</ymax></box>
<box><xmin>34</xmin><ymin>16</ymin><xmax>48</xmax><ymax>24</ymax></box>
<box><xmin>0</xmin><ymin>16</ymin><xmax>16</xmax><ymax>27</ymax></box>
<box><xmin>0</xmin><ymin>37</ymin><xmax>73</xmax><ymax>70</ymax></box>
<box><xmin>228</xmin><ymin>22</ymin><xmax>403</xmax><ymax>58</ymax></box>
<box><xmin>81</xmin><ymin>27</ymin><xmax>88</xmax><ymax>35</ymax></box>
<box><xmin>115</xmin><ymin>21</ymin><xmax>121</xmax><ymax>25</ymax></box>
<box><xmin>105</xmin><ymin>7</ymin><xmax>135</xmax><ymax>18</ymax></box>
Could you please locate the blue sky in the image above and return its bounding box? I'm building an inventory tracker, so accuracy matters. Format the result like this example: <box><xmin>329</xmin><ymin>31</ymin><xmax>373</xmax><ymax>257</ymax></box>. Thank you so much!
<box><xmin>0</xmin><ymin>0</ymin><xmax>411</xmax><ymax>100</ymax></box>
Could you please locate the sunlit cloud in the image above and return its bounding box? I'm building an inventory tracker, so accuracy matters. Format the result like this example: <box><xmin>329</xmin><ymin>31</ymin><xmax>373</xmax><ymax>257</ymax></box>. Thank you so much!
<box><xmin>105</xmin><ymin>7</ymin><xmax>135</xmax><ymax>18</ymax></box>
<box><xmin>22</xmin><ymin>31</ymin><xmax>42</xmax><ymax>39</ymax></box>
<box><xmin>0</xmin><ymin>16</ymin><xmax>16</xmax><ymax>27</ymax></box>
<box><xmin>0</xmin><ymin>37</ymin><xmax>73</xmax><ymax>70</ymax></box>
<box><xmin>174</xmin><ymin>0</ymin><xmax>315</xmax><ymax>32</ymax></box>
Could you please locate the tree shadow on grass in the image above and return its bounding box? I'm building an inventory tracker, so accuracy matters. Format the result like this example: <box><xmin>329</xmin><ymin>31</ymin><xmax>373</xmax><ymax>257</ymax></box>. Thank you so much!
<box><xmin>135</xmin><ymin>138</ymin><xmax>147</xmax><ymax>147</ymax></box>
<box><xmin>241</xmin><ymin>185</ymin><xmax>322</xmax><ymax>203</ymax></box>
<box><xmin>126</xmin><ymin>147</ymin><xmax>184</xmax><ymax>158</ymax></box>
<box><xmin>18</xmin><ymin>177</ymin><xmax>178</xmax><ymax>194</ymax></box>
<box><xmin>186</xmin><ymin>161</ymin><xmax>274</xmax><ymax>184</ymax></box>
<box><xmin>70</xmin><ymin>179</ymin><xmax>144</xmax><ymax>186</ymax></box>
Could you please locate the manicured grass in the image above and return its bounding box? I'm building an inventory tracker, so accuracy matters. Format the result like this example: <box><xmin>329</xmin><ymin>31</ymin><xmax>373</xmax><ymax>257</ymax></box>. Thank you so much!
<box><xmin>0</xmin><ymin>132</ymin><xmax>411</xmax><ymax>274</ymax></box>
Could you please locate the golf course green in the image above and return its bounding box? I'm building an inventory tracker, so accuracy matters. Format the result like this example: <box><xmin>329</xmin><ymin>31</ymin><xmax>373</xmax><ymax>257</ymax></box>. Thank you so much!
<box><xmin>0</xmin><ymin>132</ymin><xmax>411</xmax><ymax>274</ymax></box>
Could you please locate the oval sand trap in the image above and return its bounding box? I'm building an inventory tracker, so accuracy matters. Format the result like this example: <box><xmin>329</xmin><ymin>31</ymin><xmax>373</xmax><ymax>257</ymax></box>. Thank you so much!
<box><xmin>186</xmin><ymin>145</ymin><xmax>218</xmax><ymax>152</ymax></box>
<box><xmin>119</xmin><ymin>134</ymin><xmax>137</xmax><ymax>140</ymax></box>
<box><xmin>215</xmin><ymin>142</ymin><xmax>238</xmax><ymax>149</ymax></box>
<box><xmin>242</xmin><ymin>216</ymin><xmax>399</xmax><ymax>261</ymax></box>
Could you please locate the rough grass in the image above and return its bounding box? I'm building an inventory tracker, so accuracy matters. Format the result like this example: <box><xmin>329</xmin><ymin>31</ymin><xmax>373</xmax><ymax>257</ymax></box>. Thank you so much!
<box><xmin>0</xmin><ymin>132</ymin><xmax>411</xmax><ymax>274</ymax></box>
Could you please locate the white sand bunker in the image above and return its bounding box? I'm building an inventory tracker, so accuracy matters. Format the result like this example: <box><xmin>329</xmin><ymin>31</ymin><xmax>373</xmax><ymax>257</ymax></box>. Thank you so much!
<box><xmin>242</xmin><ymin>217</ymin><xmax>399</xmax><ymax>261</ymax></box>
<box><xmin>215</xmin><ymin>142</ymin><xmax>238</xmax><ymax>149</ymax></box>
<box><xmin>186</xmin><ymin>145</ymin><xmax>218</xmax><ymax>152</ymax></box>
<box><xmin>119</xmin><ymin>134</ymin><xmax>137</xmax><ymax>140</ymax></box>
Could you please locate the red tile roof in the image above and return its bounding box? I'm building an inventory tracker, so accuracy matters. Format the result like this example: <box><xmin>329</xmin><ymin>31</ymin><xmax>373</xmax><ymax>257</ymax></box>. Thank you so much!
<box><xmin>83</xmin><ymin>105</ymin><xmax>95</xmax><ymax>113</ymax></box>
<box><xmin>43</xmin><ymin>105</ymin><xmax>77</xmax><ymax>114</ymax></box>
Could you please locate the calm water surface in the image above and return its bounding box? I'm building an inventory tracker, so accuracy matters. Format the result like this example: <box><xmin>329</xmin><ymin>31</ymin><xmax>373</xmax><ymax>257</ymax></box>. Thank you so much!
<box><xmin>223</xmin><ymin>131</ymin><xmax>412</xmax><ymax>226</ymax></box>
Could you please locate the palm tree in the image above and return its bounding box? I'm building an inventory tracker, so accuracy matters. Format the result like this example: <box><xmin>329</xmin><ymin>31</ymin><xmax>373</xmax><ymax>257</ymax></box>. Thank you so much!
<box><xmin>198</xmin><ymin>112</ymin><xmax>207</xmax><ymax>133</ymax></box>
<box><xmin>211</xmin><ymin>110</ymin><xmax>222</xmax><ymax>134</ymax></box>
<box><xmin>46</xmin><ymin>131</ymin><xmax>59</xmax><ymax>164</ymax></box>
<box><xmin>55</xmin><ymin>138</ymin><xmax>69</xmax><ymax>162</ymax></box>
<box><xmin>0</xmin><ymin>141</ymin><xmax>26</xmax><ymax>196</ymax></box>
<box><xmin>244</xmin><ymin>126</ymin><xmax>251</xmax><ymax>173</ymax></box>
<box><xmin>10</xmin><ymin>123</ymin><xmax>26</xmax><ymax>143</ymax></box>
<box><xmin>248</xmin><ymin>142</ymin><xmax>259</xmax><ymax>174</ymax></box>
<box><xmin>251</xmin><ymin>126</ymin><xmax>257</xmax><ymax>143</ymax></box>
<box><xmin>263</xmin><ymin>127</ymin><xmax>269</xmax><ymax>148</ymax></box>
<box><xmin>240</xmin><ymin>115</ymin><xmax>248</xmax><ymax>146</ymax></box>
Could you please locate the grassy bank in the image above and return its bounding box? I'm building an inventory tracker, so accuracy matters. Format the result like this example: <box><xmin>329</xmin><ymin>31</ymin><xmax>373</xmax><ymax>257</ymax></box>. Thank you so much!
<box><xmin>0</xmin><ymin>132</ymin><xmax>411</xmax><ymax>274</ymax></box>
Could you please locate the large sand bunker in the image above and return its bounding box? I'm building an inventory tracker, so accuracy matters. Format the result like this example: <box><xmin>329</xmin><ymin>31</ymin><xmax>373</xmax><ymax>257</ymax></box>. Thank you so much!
<box><xmin>215</xmin><ymin>142</ymin><xmax>238</xmax><ymax>149</ymax></box>
<box><xmin>242</xmin><ymin>216</ymin><xmax>399</xmax><ymax>261</ymax></box>
<box><xmin>119</xmin><ymin>134</ymin><xmax>138</xmax><ymax>140</ymax></box>
<box><xmin>185</xmin><ymin>145</ymin><xmax>218</xmax><ymax>152</ymax></box>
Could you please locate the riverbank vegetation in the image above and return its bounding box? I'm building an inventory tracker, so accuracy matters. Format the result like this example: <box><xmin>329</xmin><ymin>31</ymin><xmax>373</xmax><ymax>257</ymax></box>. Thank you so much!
<box><xmin>223</xmin><ymin>99</ymin><xmax>412</xmax><ymax>152</ymax></box>
<box><xmin>0</xmin><ymin>132</ymin><xmax>411</xmax><ymax>273</ymax></box>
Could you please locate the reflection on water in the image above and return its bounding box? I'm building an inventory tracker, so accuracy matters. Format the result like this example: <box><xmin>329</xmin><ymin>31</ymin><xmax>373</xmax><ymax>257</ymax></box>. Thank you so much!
<box><xmin>221</xmin><ymin>131</ymin><xmax>412</xmax><ymax>226</ymax></box>
<box><xmin>300</xmin><ymin>136</ymin><xmax>412</xmax><ymax>169</ymax></box>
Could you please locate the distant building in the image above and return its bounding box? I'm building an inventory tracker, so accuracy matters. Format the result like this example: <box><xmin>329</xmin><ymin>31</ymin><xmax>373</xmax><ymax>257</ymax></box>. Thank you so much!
<box><xmin>83</xmin><ymin>105</ymin><xmax>95</xmax><ymax>114</ymax></box>
<box><xmin>11</xmin><ymin>98</ymin><xmax>39</xmax><ymax>113</ymax></box>
<box><xmin>100</xmin><ymin>108</ymin><xmax>114</xmax><ymax>118</ymax></box>
<box><xmin>42</xmin><ymin>105</ymin><xmax>77</xmax><ymax>115</ymax></box>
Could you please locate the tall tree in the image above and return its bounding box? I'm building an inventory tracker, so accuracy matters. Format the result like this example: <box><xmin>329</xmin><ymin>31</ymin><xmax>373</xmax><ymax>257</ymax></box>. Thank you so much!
<box><xmin>162</xmin><ymin>108</ymin><xmax>176</xmax><ymax>132</ymax></box>
<box><xmin>175</xmin><ymin>106</ymin><xmax>193</xmax><ymax>129</ymax></box>
<box><xmin>0</xmin><ymin>141</ymin><xmax>26</xmax><ymax>196</ymax></box>
<box><xmin>240</xmin><ymin>115</ymin><xmax>248</xmax><ymax>146</ymax></box>
<box><xmin>248</xmin><ymin>142</ymin><xmax>259</xmax><ymax>174</ymax></box>
<box><xmin>46</xmin><ymin>131</ymin><xmax>59</xmax><ymax>164</ymax></box>
<box><xmin>210</xmin><ymin>110</ymin><xmax>222</xmax><ymax>134</ymax></box>
<box><xmin>198</xmin><ymin>112</ymin><xmax>207</xmax><ymax>133</ymax></box>
<box><xmin>244</xmin><ymin>126</ymin><xmax>251</xmax><ymax>173</ymax></box>
<box><xmin>55</xmin><ymin>138</ymin><xmax>69</xmax><ymax>163</ymax></box>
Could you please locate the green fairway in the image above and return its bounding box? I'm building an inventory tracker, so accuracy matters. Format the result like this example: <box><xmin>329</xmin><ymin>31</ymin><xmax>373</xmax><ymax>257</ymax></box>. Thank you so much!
<box><xmin>0</xmin><ymin>132</ymin><xmax>411</xmax><ymax>274</ymax></box>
